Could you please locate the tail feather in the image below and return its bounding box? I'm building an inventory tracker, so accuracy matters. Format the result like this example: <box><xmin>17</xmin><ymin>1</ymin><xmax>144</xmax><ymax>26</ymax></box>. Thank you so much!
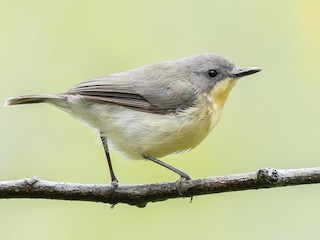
<box><xmin>4</xmin><ymin>94</ymin><xmax>62</xmax><ymax>107</ymax></box>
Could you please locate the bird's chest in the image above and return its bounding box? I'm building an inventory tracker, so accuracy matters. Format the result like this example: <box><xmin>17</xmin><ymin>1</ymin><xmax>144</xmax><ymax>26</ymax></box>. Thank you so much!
<box><xmin>170</xmin><ymin>95</ymin><xmax>224</xmax><ymax>151</ymax></box>
<box><xmin>192</xmin><ymin>79</ymin><xmax>237</xmax><ymax>137</ymax></box>
<box><xmin>202</xmin><ymin>94</ymin><xmax>224</xmax><ymax>133</ymax></box>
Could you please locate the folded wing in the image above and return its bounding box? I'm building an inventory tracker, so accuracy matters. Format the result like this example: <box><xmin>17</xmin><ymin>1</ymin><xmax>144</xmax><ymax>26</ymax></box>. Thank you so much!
<box><xmin>65</xmin><ymin>63</ymin><xmax>198</xmax><ymax>114</ymax></box>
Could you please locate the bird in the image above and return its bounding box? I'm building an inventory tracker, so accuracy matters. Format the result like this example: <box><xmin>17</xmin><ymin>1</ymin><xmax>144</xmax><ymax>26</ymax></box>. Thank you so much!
<box><xmin>5</xmin><ymin>53</ymin><xmax>261</xmax><ymax>190</ymax></box>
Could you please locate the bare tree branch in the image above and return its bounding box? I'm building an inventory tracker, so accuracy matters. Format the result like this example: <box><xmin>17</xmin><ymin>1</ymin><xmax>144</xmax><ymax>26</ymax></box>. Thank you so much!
<box><xmin>1</xmin><ymin>167</ymin><xmax>320</xmax><ymax>208</ymax></box>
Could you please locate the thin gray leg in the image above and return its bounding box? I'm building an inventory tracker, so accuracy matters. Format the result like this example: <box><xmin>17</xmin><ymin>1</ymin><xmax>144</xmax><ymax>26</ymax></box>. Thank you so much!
<box><xmin>143</xmin><ymin>154</ymin><xmax>191</xmax><ymax>195</ymax></box>
<box><xmin>100</xmin><ymin>133</ymin><xmax>118</xmax><ymax>189</ymax></box>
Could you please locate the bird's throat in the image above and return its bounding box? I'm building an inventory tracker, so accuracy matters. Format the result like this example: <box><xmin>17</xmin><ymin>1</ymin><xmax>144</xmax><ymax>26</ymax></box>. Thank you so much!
<box><xmin>212</xmin><ymin>78</ymin><xmax>237</xmax><ymax>109</ymax></box>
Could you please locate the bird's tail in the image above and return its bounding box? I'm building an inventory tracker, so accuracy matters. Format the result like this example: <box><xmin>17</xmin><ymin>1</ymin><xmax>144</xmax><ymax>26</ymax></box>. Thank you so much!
<box><xmin>4</xmin><ymin>94</ymin><xmax>64</xmax><ymax>107</ymax></box>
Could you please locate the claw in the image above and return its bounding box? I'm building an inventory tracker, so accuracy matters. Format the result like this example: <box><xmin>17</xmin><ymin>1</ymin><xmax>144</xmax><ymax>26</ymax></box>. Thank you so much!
<box><xmin>110</xmin><ymin>180</ymin><xmax>119</xmax><ymax>191</ymax></box>
<box><xmin>175</xmin><ymin>175</ymin><xmax>191</xmax><ymax>195</ymax></box>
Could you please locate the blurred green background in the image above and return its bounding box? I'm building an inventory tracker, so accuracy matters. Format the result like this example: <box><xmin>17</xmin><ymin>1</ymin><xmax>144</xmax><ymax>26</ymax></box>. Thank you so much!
<box><xmin>1</xmin><ymin>0</ymin><xmax>320</xmax><ymax>239</ymax></box>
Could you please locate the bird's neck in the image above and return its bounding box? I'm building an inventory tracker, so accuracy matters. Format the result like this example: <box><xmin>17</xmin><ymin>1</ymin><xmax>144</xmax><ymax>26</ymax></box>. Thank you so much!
<box><xmin>202</xmin><ymin>79</ymin><xmax>237</xmax><ymax>131</ymax></box>
<box><xmin>211</xmin><ymin>78</ymin><xmax>237</xmax><ymax>109</ymax></box>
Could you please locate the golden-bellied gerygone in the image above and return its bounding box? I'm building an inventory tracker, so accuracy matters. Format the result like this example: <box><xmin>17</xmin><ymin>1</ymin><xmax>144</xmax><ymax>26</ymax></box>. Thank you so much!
<box><xmin>5</xmin><ymin>53</ymin><xmax>261</xmax><ymax>189</ymax></box>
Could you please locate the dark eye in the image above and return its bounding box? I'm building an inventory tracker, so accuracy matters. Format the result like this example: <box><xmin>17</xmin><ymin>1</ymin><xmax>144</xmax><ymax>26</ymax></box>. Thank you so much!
<box><xmin>208</xmin><ymin>69</ymin><xmax>218</xmax><ymax>78</ymax></box>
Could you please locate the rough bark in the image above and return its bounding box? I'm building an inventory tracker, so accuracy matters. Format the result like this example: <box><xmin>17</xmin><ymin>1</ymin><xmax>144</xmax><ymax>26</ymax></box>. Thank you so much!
<box><xmin>1</xmin><ymin>167</ymin><xmax>320</xmax><ymax>208</ymax></box>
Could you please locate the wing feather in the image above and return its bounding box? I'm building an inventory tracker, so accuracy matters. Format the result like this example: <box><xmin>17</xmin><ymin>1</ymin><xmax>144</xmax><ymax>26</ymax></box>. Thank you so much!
<box><xmin>65</xmin><ymin>62</ymin><xmax>198</xmax><ymax>114</ymax></box>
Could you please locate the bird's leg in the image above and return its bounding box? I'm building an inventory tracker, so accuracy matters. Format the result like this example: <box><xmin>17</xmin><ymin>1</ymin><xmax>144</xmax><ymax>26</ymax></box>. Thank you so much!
<box><xmin>143</xmin><ymin>154</ymin><xmax>191</xmax><ymax>195</ymax></box>
<box><xmin>100</xmin><ymin>133</ymin><xmax>119</xmax><ymax>190</ymax></box>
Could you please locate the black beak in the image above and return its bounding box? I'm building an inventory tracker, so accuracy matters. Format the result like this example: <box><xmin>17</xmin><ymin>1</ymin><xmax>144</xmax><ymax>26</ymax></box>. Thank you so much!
<box><xmin>230</xmin><ymin>67</ymin><xmax>262</xmax><ymax>78</ymax></box>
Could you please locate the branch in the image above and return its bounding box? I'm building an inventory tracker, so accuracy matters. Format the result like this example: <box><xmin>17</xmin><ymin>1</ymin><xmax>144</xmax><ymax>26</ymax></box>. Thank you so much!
<box><xmin>1</xmin><ymin>167</ymin><xmax>320</xmax><ymax>208</ymax></box>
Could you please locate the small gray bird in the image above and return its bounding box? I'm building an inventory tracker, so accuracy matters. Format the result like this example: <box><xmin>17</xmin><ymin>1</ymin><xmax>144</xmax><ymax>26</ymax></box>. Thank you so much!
<box><xmin>5</xmin><ymin>53</ymin><xmax>261</xmax><ymax>189</ymax></box>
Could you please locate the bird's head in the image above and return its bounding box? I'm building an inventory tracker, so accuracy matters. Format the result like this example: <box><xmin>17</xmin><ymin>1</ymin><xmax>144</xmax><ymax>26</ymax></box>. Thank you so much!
<box><xmin>179</xmin><ymin>53</ymin><xmax>262</xmax><ymax>108</ymax></box>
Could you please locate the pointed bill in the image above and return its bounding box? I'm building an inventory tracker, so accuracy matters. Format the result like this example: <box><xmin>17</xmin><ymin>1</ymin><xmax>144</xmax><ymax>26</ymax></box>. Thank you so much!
<box><xmin>230</xmin><ymin>67</ymin><xmax>262</xmax><ymax>78</ymax></box>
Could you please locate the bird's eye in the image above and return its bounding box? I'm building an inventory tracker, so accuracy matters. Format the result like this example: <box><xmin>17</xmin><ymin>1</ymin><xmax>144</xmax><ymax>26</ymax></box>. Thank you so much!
<box><xmin>207</xmin><ymin>69</ymin><xmax>218</xmax><ymax>78</ymax></box>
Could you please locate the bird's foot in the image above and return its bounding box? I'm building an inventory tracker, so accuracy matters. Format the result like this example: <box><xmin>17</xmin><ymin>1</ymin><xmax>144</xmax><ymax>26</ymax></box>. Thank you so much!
<box><xmin>175</xmin><ymin>174</ymin><xmax>191</xmax><ymax>196</ymax></box>
<box><xmin>110</xmin><ymin>180</ymin><xmax>119</xmax><ymax>191</ymax></box>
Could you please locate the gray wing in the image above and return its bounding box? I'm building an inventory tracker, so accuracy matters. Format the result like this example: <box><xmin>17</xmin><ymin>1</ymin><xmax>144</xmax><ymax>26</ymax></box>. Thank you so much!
<box><xmin>65</xmin><ymin>63</ymin><xmax>199</xmax><ymax>114</ymax></box>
